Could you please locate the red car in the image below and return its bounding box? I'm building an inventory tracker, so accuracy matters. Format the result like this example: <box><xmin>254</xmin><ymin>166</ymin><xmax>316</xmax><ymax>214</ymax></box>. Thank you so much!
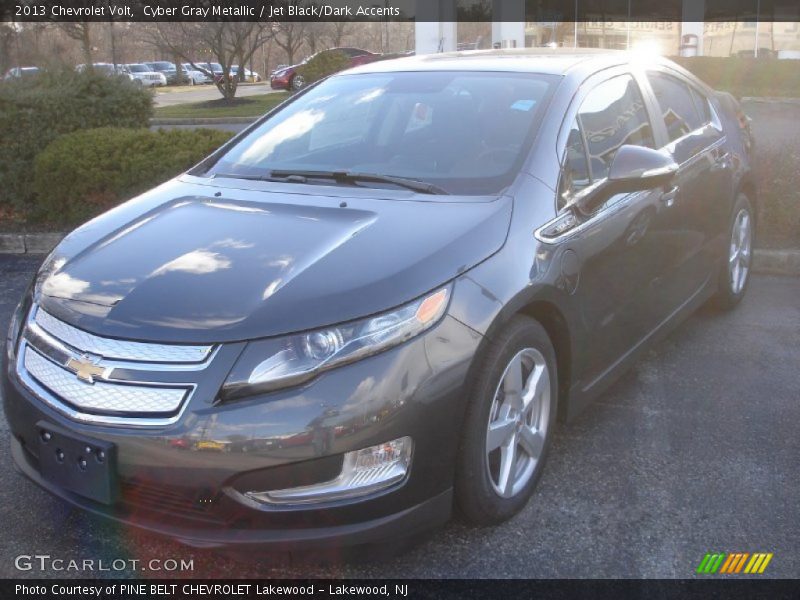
<box><xmin>270</xmin><ymin>47</ymin><xmax>378</xmax><ymax>91</ymax></box>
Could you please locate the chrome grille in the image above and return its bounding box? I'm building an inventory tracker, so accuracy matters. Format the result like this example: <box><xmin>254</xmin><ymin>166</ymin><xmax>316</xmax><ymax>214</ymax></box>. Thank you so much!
<box><xmin>24</xmin><ymin>349</ymin><xmax>187</xmax><ymax>415</ymax></box>
<box><xmin>16</xmin><ymin>307</ymin><xmax>215</xmax><ymax>427</ymax></box>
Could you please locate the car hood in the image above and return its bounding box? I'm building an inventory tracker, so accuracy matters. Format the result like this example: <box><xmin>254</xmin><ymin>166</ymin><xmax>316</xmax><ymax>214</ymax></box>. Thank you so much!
<box><xmin>37</xmin><ymin>178</ymin><xmax>511</xmax><ymax>343</ymax></box>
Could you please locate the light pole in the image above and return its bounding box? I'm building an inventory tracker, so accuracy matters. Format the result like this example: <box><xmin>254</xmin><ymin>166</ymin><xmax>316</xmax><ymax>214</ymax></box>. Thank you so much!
<box><xmin>754</xmin><ymin>0</ymin><xmax>760</xmax><ymax>58</ymax></box>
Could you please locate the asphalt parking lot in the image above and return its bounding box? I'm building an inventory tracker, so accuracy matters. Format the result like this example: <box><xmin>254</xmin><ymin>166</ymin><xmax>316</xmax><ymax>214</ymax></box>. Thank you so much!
<box><xmin>0</xmin><ymin>254</ymin><xmax>797</xmax><ymax>578</ymax></box>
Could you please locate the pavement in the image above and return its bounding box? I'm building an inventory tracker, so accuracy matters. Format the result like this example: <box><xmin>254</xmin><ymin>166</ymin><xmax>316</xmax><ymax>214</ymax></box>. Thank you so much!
<box><xmin>153</xmin><ymin>83</ymin><xmax>277</xmax><ymax>107</ymax></box>
<box><xmin>0</xmin><ymin>254</ymin><xmax>797</xmax><ymax>578</ymax></box>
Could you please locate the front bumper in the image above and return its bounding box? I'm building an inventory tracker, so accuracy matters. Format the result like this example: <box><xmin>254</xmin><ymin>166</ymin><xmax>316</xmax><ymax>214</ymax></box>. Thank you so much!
<box><xmin>3</xmin><ymin>314</ymin><xmax>480</xmax><ymax>550</ymax></box>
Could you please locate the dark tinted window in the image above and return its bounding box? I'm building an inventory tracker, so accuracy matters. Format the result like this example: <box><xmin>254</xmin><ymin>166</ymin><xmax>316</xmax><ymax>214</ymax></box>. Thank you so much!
<box><xmin>577</xmin><ymin>75</ymin><xmax>654</xmax><ymax>181</ymax></box>
<box><xmin>689</xmin><ymin>86</ymin><xmax>712</xmax><ymax>124</ymax></box>
<box><xmin>648</xmin><ymin>72</ymin><xmax>704</xmax><ymax>142</ymax></box>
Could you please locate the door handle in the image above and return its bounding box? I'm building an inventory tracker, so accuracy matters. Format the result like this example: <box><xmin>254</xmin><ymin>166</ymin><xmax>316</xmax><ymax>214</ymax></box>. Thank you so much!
<box><xmin>659</xmin><ymin>185</ymin><xmax>679</xmax><ymax>208</ymax></box>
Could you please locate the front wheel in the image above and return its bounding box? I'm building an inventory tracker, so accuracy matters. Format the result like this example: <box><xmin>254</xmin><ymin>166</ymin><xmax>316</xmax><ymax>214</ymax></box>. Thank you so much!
<box><xmin>291</xmin><ymin>74</ymin><xmax>305</xmax><ymax>92</ymax></box>
<box><xmin>455</xmin><ymin>316</ymin><xmax>557</xmax><ymax>525</ymax></box>
<box><xmin>713</xmin><ymin>193</ymin><xmax>754</xmax><ymax>310</ymax></box>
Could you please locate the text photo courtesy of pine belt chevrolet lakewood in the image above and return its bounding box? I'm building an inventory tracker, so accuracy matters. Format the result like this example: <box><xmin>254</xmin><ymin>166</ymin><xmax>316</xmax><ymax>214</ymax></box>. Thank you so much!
<box><xmin>2</xmin><ymin>49</ymin><xmax>755</xmax><ymax>553</ymax></box>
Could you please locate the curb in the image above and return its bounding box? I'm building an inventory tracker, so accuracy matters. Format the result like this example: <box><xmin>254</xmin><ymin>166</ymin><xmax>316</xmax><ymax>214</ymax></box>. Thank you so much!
<box><xmin>0</xmin><ymin>233</ymin><xmax>65</xmax><ymax>255</ymax></box>
<box><xmin>741</xmin><ymin>96</ymin><xmax>800</xmax><ymax>105</ymax></box>
<box><xmin>2</xmin><ymin>233</ymin><xmax>799</xmax><ymax>276</ymax></box>
<box><xmin>150</xmin><ymin>117</ymin><xmax>258</xmax><ymax>125</ymax></box>
<box><xmin>751</xmin><ymin>249</ymin><xmax>800</xmax><ymax>276</ymax></box>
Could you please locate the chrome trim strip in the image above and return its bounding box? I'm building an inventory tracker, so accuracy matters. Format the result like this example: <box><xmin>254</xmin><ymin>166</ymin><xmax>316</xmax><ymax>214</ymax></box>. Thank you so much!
<box><xmin>15</xmin><ymin>341</ymin><xmax>194</xmax><ymax>428</ymax></box>
<box><xmin>534</xmin><ymin>191</ymin><xmax>646</xmax><ymax>245</ymax></box>
<box><xmin>25</xmin><ymin>320</ymin><xmax>218</xmax><ymax>374</ymax></box>
<box><xmin>34</xmin><ymin>308</ymin><xmax>214</xmax><ymax>364</ymax></box>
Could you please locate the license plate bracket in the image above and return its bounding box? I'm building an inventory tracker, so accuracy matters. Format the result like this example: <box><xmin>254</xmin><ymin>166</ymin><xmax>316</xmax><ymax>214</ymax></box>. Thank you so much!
<box><xmin>36</xmin><ymin>420</ymin><xmax>117</xmax><ymax>505</ymax></box>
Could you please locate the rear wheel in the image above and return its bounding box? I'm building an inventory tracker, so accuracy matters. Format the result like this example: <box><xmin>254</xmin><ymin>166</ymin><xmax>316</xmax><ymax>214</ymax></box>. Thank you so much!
<box><xmin>455</xmin><ymin>316</ymin><xmax>557</xmax><ymax>525</ymax></box>
<box><xmin>713</xmin><ymin>193</ymin><xmax>754</xmax><ymax>310</ymax></box>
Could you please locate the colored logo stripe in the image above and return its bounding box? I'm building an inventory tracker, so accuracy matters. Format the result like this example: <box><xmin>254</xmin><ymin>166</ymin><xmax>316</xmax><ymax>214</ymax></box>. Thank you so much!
<box><xmin>697</xmin><ymin>553</ymin><xmax>726</xmax><ymax>574</ymax></box>
<box><xmin>697</xmin><ymin>552</ymin><xmax>773</xmax><ymax>574</ymax></box>
<box><xmin>744</xmin><ymin>553</ymin><xmax>774</xmax><ymax>574</ymax></box>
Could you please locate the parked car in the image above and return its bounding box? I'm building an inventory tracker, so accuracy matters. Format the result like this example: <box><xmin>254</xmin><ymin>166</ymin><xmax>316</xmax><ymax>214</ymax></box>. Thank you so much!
<box><xmin>75</xmin><ymin>63</ymin><xmax>135</xmax><ymax>83</ymax></box>
<box><xmin>194</xmin><ymin>62</ymin><xmax>223</xmax><ymax>82</ymax></box>
<box><xmin>3</xmin><ymin>50</ymin><xmax>756</xmax><ymax>554</ymax></box>
<box><xmin>181</xmin><ymin>63</ymin><xmax>212</xmax><ymax>85</ymax></box>
<box><xmin>145</xmin><ymin>61</ymin><xmax>180</xmax><ymax>84</ymax></box>
<box><xmin>231</xmin><ymin>65</ymin><xmax>261</xmax><ymax>82</ymax></box>
<box><xmin>3</xmin><ymin>66</ymin><xmax>42</xmax><ymax>80</ymax></box>
<box><xmin>123</xmin><ymin>63</ymin><xmax>167</xmax><ymax>87</ymax></box>
<box><xmin>270</xmin><ymin>47</ymin><xmax>379</xmax><ymax>91</ymax></box>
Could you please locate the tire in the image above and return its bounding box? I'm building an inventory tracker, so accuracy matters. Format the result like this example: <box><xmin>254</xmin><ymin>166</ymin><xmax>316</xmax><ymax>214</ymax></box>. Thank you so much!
<box><xmin>455</xmin><ymin>316</ymin><xmax>558</xmax><ymax>525</ymax></box>
<box><xmin>291</xmin><ymin>74</ymin><xmax>305</xmax><ymax>92</ymax></box>
<box><xmin>712</xmin><ymin>193</ymin><xmax>755</xmax><ymax>310</ymax></box>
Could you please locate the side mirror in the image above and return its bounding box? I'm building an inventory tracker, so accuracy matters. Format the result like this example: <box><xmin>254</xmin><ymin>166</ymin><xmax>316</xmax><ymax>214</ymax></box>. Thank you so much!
<box><xmin>576</xmin><ymin>145</ymin><xmax>678</xmax><ymax>216</ymax></box>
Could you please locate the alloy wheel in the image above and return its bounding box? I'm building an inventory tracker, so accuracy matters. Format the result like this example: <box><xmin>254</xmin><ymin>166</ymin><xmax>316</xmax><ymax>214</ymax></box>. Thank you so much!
<box><xmin>729</xmin><ymin>208</ymin><xmax>752</xmax><ymax>295</ymax></box>
<box><xmin>485</xmin><ymin>348</ymin><xmax>551</xmax><ymax>499</ymax></box>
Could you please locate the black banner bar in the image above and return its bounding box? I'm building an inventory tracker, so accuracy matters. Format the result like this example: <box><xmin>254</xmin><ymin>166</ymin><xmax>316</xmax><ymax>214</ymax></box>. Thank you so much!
<box><xmin>2</xmin><ymin>0</ymin><xmax>800</xmax><ymax>23</ymax></box>
<box><xmin>5</xmin><ymin>579</ymin><xmax>800</xmax><ymax>600</ymax></box>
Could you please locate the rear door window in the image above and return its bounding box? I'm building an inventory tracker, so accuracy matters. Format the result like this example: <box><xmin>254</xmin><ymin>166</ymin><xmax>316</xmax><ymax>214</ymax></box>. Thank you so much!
<box><xmin>648</xmin><ymin>72</ymin><xmax>705</xmax><ymax>142</ymax></box>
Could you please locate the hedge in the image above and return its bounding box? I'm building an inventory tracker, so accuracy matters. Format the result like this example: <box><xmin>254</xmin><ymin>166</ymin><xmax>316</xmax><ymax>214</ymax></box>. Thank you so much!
<box><xmin>0</xmin><ymin>69</ymin><xmax>153</xmax><ymax>216</ymax></box>
<box><xmin>295</xmin><ymin>50</ymin><xmax>351</xmax><ymax>86</ymax></box>
<box><xmin>673</xmin><ymin>57</ymin><xmax>800</xmax><ymax>98</ymax></box>
<box><xmin>33</xmin><ymin>127</ymin><xmax>233</xmax><ymax>226</ymax></box>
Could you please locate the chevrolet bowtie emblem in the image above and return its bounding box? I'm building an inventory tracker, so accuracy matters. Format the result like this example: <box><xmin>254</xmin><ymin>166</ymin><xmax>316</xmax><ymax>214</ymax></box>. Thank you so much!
<box><xmin>65</xmin><ymin>354</ymin><xmax>106</xmax><ymax>384</ymax></box>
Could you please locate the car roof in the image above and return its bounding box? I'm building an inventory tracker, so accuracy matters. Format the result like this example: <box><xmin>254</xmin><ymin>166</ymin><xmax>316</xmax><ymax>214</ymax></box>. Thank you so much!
<box><xmin>349</xmin><ymin>48</ymin><xmax>631</xmax><ymax>77</ymax></box>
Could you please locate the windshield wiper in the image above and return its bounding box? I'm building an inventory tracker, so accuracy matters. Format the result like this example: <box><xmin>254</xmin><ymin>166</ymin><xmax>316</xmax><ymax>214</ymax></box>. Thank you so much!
<box><xmin>267</xmin><ymin>169</ymin><xmax>450</xmax><ymax>195</ymax></box>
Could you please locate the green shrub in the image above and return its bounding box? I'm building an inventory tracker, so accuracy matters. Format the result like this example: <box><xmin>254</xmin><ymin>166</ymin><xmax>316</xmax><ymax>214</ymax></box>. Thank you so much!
<box><xmin>0</xmin><ymin>68</ymin><xmax>153</xmax><ymax>216</ymax></box>
<box><xmin>33</xmin><ymin>127</ymin><xmax>233</xmax><ymax>226</ymax></box>
<box><xmin>673</xmin><ymin>57</ymin><xmax>800</xmax><ymax>98</ymax></box>
<box><xmin>295</xmin><ymin>50</ymin><xmax>351</xmax><ymax>86</ymax></box>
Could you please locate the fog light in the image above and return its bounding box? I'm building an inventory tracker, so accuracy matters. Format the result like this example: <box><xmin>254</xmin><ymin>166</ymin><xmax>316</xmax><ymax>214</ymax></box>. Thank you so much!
<box><xmin>244</xmin><ymin>437</ymin><xmax>413</xmax><ymax>506</ymax></box>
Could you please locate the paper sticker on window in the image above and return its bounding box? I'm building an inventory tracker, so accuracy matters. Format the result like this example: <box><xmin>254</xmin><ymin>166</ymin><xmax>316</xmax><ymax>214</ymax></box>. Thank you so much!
<box><xmin>511</xmin><ymin>99</ymin><xmax>536</xmax><ymax>111</ymax></box>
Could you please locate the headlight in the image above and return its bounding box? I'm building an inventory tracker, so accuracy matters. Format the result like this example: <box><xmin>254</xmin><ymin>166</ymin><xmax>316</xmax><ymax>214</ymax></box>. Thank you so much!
<box><xmin>222</xmin><ymin>286</ymin><xmax>450</xmax><ymax>400</ymax></box>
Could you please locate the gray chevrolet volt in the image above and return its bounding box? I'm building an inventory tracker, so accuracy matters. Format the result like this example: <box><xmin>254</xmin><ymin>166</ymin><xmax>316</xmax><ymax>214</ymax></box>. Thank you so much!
<box><xmin>2</xmin><ymin>50</ymin><xmax>755</xmax><ymax>553</ymax></box>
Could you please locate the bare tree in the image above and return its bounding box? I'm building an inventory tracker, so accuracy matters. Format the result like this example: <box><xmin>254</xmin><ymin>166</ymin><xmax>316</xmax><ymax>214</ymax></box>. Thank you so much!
<box><xmin>326</xmin><ymin>21</ymin><xmax>353</xmax><ymax>48</ymax></box>
<box><xmin>0</xmin><ymin>22</ymin><xmax>17</xmax><ymax>73</ymax></box>
<box><xmin>273</xmin><ymin>22</ymin><xmax>307</xmax><ymax>65</ymax></box>
<box><xmin>57</xmin><ymin>22</ymin><xmax>93</xmax><ymax>68</ymax></box>
<box><xmin>147</xmin><ymin>22</ymin><xmax>272</xmax><ymax>100</ymax></box>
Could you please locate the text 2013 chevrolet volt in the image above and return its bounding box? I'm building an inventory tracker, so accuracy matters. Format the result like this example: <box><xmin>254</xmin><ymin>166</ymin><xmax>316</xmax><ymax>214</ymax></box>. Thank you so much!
<box><xmin>3</xmin><ymin>50</ymin><xmax>755</xmax><ymax>553</ymax></box>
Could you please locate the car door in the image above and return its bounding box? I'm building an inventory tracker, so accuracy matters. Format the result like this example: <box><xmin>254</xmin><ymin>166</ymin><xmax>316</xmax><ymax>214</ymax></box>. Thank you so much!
<box><xmin>553</xmin><ymin>71</ymin><xmax>681</xmax><ymax>387</ymax></box>
<box><xmin>636</xmin><ymin>69</ymin><xmax>734</xmax><ymax>319</ymax></box>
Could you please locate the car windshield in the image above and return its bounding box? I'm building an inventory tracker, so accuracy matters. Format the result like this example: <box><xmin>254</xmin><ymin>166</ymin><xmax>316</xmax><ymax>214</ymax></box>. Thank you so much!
<box><xmin>206</xmin><ymin>71</ymin><xmax>557</xmax><ymax>195</ymax></box>
<box><xmin>127</xmin><ymin>64</ymin><xmax>149</xmax><ymax>73</ymax></box>
<box><xmin>151</xmin><ymin>62</ymin><xmax>173</xmax><ymax>71</ymax></box>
